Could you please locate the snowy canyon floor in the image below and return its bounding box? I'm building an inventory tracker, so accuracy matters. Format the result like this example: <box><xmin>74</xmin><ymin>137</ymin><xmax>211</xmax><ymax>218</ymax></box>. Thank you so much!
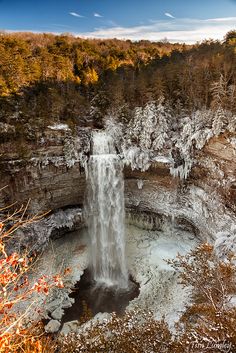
<box><xmin>26</xmin><ymin>218</ymin><xmax>198</xmax><ymax>334</ymax></box>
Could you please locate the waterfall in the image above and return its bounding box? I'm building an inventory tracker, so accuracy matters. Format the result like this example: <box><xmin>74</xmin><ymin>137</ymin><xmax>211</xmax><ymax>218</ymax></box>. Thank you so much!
<box><xmin>86</xmin><ymin>131</ymin><xmax>128</xmax><ymax>288</ymax></box>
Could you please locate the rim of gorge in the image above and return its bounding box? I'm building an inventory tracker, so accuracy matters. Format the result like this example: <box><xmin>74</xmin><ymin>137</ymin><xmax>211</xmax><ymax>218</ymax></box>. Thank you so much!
<box><xmin>0</xmin><ymin>30</ymin><xmax>236</xmax><ymax>352</ymax></box>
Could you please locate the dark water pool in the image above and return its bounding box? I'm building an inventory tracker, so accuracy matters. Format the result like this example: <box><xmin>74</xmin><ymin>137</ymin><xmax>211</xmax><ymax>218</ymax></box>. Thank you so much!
<box><xmin>61</xmin><ymin>269</ymin><xmax>140</xmax><ymax>324</ymax></box>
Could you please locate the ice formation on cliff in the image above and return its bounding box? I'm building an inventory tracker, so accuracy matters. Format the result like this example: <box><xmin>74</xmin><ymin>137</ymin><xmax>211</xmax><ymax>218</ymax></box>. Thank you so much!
<box><xmin>215</xmin><ymin>225</ymin><xmax>236</xmax><ymax>259</ymax></box>
<box><xmin>16</xmin><ymin>208</ymin><xmax>83</xmax><ymax>252</ymax></box>
<box><xmin>103</xmin><ymin>99</ymin><xmax>236</xmax><ymax>179</ymax></box>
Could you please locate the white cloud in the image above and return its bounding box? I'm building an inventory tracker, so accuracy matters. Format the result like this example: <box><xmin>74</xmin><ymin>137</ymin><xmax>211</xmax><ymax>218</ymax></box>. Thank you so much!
<box><xmin>69</xmin><ymin>12</ymin><xmax>84</xmax><ymax>18</ymax></box>
<box><xmin>76</xmin><ymin>17</ymin><xmax>236</xmax><ymax>43</ymax></box>
<box><xmin>165</xmin><ymin>12</ymin><xmax>175</xmax><ymax>19</ymax></box>
<box><xmin>94</xmin><ymin>13</ymin><xmax>103</xmax><ymax>18</ymax></box>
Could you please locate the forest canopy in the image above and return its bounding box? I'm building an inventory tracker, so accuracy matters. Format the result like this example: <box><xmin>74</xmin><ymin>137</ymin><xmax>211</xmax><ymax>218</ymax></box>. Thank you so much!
<box><xmin>0</xmin><ymin>31</ymin><xmax>235</xmax><ymax>135</ymax></box>
<box><xmin>0</xmin><ymin>32</ymin><xmax>184</xmax><ymax>95</ymax></box>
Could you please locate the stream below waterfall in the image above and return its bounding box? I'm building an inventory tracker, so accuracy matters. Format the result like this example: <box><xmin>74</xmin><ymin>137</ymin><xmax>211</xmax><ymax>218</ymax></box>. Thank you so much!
<box><xmin>61</xmin><ymin>269</ymin><xmax>139</xmax><ymax>324</ymax></box>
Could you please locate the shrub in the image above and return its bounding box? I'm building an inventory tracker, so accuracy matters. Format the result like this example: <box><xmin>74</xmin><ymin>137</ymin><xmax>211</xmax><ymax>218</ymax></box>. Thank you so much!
<box><xmin>168</xmin><ymin>243</ymin><xmax>236</xmax><ymax>352</ymax></box>
<box><xmin>0</xmin><ymin>201</ymin><xmax>63</xmax><ymax>352</ymax></box>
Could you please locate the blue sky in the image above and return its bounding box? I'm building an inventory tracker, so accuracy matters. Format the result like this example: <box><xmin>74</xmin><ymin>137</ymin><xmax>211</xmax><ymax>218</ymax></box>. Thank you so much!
<box><xmin>1</xmin><ymin>0</ymin><xmax>236</xmax><ymax>43</ymax></box>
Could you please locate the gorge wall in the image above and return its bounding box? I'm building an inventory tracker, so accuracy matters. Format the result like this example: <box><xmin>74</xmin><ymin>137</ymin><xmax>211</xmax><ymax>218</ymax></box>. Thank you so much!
<box><xmin>0</xmin><ymin>126</ymin><xmax>88</xmax><ymax>212</ymax></box>
<box><xmin>125</xmin><ymin>132</ymin><xmax>236</xmax><ymax>239</ymax></box>
<box><xmin>1</xmin><ymin>119</ymin><xmax>236</xmax><ymax>251</ymax></box>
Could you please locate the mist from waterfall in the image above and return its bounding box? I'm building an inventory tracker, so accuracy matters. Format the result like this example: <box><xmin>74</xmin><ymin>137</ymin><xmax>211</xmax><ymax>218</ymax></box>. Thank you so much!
<box><xmin>85</xmin><ymin>131</ymin><xmax>128</xmax><ymax>288</ymax></box>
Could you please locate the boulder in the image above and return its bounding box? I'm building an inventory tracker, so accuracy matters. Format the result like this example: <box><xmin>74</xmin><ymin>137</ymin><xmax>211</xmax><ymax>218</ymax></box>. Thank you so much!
<box><xmin>44</xmin><ymin>319</ymin><xmax>61</xmax><ymax>333</ymax></box>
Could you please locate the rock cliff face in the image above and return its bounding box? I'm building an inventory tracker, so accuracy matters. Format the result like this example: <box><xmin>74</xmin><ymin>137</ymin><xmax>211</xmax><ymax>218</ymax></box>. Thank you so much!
<box><xmin>0</xmin><ymin>160</ymin><xmax>86</xmax><ymax>212</ymax></box>
<box><xmin>125</xmin><ymin>132</ymin><xmax>236</xmax><ymax>241</ymax></box>
<box><xmin>0</xmin><ymin>126</ymin><xmax>89</xmax><ymax>213</ymax></box>
<box><xmin>0</xmin><ymin>125</ymin><xmax>236</xmax><ymax>249</ymax></box>
<box><xmin>0</xmin><ymin>125</ymin><xmax>89</xmax><ymax>249</ymax></box>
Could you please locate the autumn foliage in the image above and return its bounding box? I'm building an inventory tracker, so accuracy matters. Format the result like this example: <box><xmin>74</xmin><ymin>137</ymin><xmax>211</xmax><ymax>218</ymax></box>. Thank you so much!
<box><xmin>0</xmin><ymin>32</ymin><xmax>182</xmax><ymax>95</ymax></box>
<box><xmin>0</xmin><ymin>203</ymin><xmax>63</xmax><ymax>353</ymax></box>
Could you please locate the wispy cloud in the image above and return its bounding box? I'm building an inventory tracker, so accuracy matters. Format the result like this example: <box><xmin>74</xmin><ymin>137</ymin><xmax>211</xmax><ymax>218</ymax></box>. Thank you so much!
<box><xmin>165</xmin><ymin>12</ymin><xmax>175</xmax><ymax>19</ymax></box>
<box><xmin>69</xmin><ymin>12</ymin><xmax>84</xmax><ymax>18</ymax></box>
<box><xmin>107</xmin><ymin>20</ymin><xmax>118</xmax><ymax>27</ymax></box>
<box><xmin>94</xmin><ymin>12</ymin><xmax>103</xmax><ymax>18</ymax></box>
<box><xmin>77</xmin><ymin>17</ymin><xmax>236</xmax><ymax>43</ymax></box>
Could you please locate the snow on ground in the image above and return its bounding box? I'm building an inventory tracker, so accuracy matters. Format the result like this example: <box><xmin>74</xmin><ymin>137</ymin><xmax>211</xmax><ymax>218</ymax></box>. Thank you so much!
<box><xmin>25</xmin><ymin>220</ymin><xmax>198</xmax><ymax>331</ymax></box>
<box><xmin>126</xmin><ymin>222</ymin><xmax>197</xmax><ymax>328</ymax></box>
<box><xmin>47</xmin><ymin>123</ymin><xmax>70</xmax><ymax>131</ymax></box>
<box><xmin>18</xmin><ymin>229</ymin><xmax>89</xmax><ymax>324</ymax></box>
<box><xmin>153</xmin><ymin>156</ymin><xmax>173</xmax><ymax>164</ymax></box>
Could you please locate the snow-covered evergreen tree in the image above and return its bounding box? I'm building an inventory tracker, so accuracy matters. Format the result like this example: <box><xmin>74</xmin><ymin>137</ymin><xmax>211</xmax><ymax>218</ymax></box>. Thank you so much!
<box><xmin>139</xmin><ymin>101</ymin><xmax>157</xmax><ymax>150</ymax></box>
<box><xmin>126</xmin><ymin>106</ymin><xmax>143</xmax><ymax>146</ymax></box>
<box><xmin>152</xmin><ymin>98</ymin><xmax>171</xmax><ymax>150</ymax></box>
<box><xmin>211</xmin><ymin>74</ymin><xmax>228</xmax><ymax>108</ymax></box>
<box><xmin>126</xmin><ymin>98</ymin><xmax>170</xmax><ymax>152</ymax></box>
<box><xmin>212</xmin><ymin>107</ymin><xmax>226</xmax><ymax>136</ymax></box>
<box><xmin>110</xmin><ymin>92</ymin><xmax>236</xmax><ymax>178</ymax></box>
<box><xmin>227</xmin><ymin>115</ymin><xmax>236</xmax><ymax>132</ymax></box>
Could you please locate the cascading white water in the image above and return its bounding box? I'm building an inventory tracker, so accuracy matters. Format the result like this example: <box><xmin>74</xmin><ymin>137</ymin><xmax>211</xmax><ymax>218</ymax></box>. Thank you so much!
<box><xmin>86</xmin><ymin>131</ymin><xmax>128</xmax><ymax>288</ymax></box>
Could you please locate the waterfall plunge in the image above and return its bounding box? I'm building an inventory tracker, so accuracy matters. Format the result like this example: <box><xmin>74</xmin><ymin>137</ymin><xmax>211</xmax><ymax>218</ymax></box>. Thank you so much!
<box><xmin>86</xmin><ymin>131</ymin><xmax>128</xmax><ymax>288</ymax></box>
